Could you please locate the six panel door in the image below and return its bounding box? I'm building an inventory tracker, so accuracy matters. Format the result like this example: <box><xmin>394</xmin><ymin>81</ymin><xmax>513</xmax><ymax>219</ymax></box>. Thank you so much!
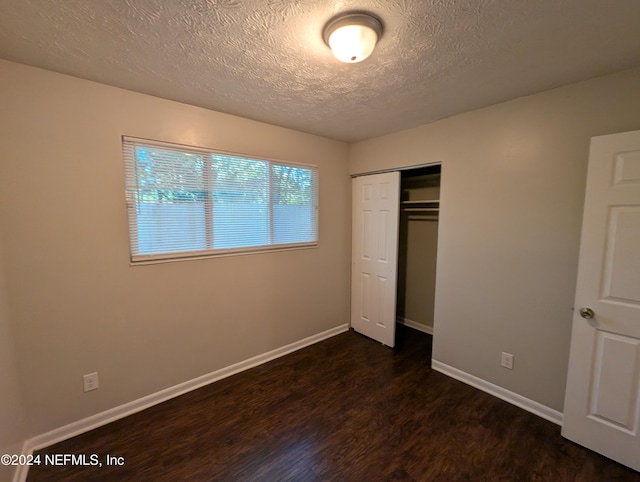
<box><xmin>351</xmin><ymin>172</ymin><xmax>400</xmax><ymax>347</ymax></box>
<box><xmin>562</xmin><ymin>130</ymin><xmax>640</xmax><ymax>471</ymax></box>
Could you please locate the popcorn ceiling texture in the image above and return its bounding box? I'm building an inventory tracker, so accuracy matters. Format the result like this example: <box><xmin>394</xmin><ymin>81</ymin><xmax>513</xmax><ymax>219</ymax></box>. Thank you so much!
<box><xmin>0</xmin><ymin>0</ymin><xmax>639</xmax><ymax>142</ymax></box>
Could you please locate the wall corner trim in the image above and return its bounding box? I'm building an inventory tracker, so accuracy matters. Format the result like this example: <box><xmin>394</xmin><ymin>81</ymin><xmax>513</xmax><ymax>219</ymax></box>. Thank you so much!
<box><xmin>13</xmin><ymin>323</ymin><xmax>349</xmax><ymax>482</ymax></box>
<box><xmin>431</xmin><ymin>359</ymin><xmax>563</xmax><ymax>426</ymax></box>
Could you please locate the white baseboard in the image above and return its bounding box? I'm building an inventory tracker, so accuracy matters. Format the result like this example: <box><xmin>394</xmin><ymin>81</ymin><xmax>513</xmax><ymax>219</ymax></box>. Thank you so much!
<box><xmin>397</xmin><ymin>317</ymin><xmax>433</xmax><ymax>335</ymax></box>
<box><xmin>14</xmin><ymin>323</ymin><xmax>349</xmax><ymax>482</ymax></box>
<box><xmin>431</xmin><ymin>359</ymin><xmax>563</xmax><ymax>426</ymax></box>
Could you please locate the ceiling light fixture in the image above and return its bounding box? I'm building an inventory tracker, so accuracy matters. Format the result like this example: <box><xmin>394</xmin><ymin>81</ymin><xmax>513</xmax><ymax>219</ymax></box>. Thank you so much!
<box><xmin>323</xmin><ymin>13</ymin><xmax>383</xmax><ymax>63</ymax></box>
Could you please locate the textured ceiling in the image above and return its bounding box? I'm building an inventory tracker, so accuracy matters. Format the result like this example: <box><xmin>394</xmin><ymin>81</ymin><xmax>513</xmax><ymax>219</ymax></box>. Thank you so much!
<box><xmin>1</xmin><ymin>0</ymin><xmax>640</xmax><ymax>142</ymax></box>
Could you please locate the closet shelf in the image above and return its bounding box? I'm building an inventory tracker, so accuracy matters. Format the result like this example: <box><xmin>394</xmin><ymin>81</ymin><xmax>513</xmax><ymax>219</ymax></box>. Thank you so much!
<box><xmin>403</xmin><ymin>207</ymin><xmax>439</xmax><ymax>212</ymax></box>
<box><xmin>401</xmin><ymin>200</ymin><xmax>439</xmax><ymax>214</ymax></box>
<box><xmin>401</xmin><ymin>200</ymin><xmax>439</xmax><ymax>205</ymax></box>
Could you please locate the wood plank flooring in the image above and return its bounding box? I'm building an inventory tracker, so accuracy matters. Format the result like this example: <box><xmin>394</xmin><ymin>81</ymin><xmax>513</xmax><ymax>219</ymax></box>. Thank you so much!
<box><xmin>28</xmin><ymin>325</ymin><xmax>639</xmax><ymax>481</ymax></box>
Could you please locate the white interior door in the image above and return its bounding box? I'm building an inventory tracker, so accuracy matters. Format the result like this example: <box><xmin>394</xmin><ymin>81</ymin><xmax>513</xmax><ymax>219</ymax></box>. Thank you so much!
<box><xmin>562</xmin><ymin>130</ymin><xmax>640</xmax><ymax>471</ymax></box>
<box><xmin>351</xmin><ymin>172</ymin><xmax>400</xmax><ymax>347</ymax></box>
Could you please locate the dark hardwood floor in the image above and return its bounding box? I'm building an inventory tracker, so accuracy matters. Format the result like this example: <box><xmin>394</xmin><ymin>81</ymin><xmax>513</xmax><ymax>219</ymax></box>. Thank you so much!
<box><xmin>28</xmin><ymin>325</ymin><xmax>639</xmax><ymax>481</ymax></box>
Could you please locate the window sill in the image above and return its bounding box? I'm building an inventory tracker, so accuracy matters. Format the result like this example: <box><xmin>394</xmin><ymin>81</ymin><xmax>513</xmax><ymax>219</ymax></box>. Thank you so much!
<box><xmin>129</xmin><ymin>242</ymin><xmax>319</xmax><ymax>266</ymax></box>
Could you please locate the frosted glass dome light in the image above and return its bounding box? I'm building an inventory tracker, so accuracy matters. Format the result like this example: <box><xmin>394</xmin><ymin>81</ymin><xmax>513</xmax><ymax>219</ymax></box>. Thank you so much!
<box><xmin>323</xmin><ymin>13</ymin><xmax>383</xmax><ymax>63</ymax></box>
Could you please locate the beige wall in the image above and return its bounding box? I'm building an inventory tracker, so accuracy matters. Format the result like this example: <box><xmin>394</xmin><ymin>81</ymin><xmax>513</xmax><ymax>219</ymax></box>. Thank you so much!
<box><xmin>0</xmin><ymin>60</ymin><xmax>351</xmax><ymax>437</ymax></box>
<box><xmin>350</xmin><ymin>67</ymin><xmax>640</xmax><ymax>411</ymax></box>
<box><xmin>398</xmin><ymin>219</ymin><xmax>438</xmax><ymax>328</ymax></box>
<box><xmin>0</xmin><ymin>222</ymin><xmax>27</xmax><ymax>482</ymax></box>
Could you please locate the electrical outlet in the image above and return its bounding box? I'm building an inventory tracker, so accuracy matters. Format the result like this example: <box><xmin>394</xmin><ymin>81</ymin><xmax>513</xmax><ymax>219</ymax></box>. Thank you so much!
<box><xmin>83</xmin><ymin>372</ymin><xmax>99</xmax><ymax>392</ymax></box>
<box><xmin>501</xmin><ymin>352</ymin><xmax>514</xmax><ymax>370</ymax></box>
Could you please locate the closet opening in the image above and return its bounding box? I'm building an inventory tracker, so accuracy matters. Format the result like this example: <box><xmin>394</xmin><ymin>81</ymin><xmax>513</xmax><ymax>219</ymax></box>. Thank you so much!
<box><xmin>396</xmin><ymin>164</ymin><xmax>441</xmax><ymax>341</ymax></box>
<box><xmin>350</xmin><ymin>163</ymin><xmax>441</xmax><ymax>349</ymax></box>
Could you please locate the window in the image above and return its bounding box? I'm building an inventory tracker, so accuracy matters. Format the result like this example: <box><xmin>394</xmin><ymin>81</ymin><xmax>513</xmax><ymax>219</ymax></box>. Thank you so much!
<box><xmin>123</xmin><ymin>137</ymin><xmax>318</xmax><ymax>263</ymax></box>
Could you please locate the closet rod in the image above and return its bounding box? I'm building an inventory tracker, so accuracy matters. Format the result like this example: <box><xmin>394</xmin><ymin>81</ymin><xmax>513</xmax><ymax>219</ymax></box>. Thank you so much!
<box><xmin>402</xmin><ymin>207</ymin><xmax>439</xmax><ymax>212</ymax></box>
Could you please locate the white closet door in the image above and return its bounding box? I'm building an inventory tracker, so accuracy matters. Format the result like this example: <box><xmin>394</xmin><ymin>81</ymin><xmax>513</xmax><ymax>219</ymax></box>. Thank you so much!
<box><xmin>351</xmin><ymin>172</ymin><xmax>400</xmax><ymax>347</ymax></box>
<box><xmin>562</xmin><ymin>130</ymin><xmax>640</xmax><ymax>471</ymax></box>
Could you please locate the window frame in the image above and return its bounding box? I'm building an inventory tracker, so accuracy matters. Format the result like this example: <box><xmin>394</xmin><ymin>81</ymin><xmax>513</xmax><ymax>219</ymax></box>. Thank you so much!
<box><xmin>122</xmin><ymin>136</ymin><xmax>319</xmax><ymax>264</ymax></box>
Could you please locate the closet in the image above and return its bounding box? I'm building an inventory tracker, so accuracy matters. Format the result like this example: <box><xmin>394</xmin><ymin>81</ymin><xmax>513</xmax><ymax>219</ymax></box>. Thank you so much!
<box><xmin>396</xmin><ymin>165</ymin><xmax>440</xmax><ymax>335</ymax></box>
<box><xmin>351</xmin><ymin>164</ymin><xmax>441</xmax><ymax>347</ymax></box>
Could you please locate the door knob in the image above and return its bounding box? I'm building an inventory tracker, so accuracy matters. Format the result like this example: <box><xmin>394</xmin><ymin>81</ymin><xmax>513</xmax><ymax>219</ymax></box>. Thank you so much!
<box><xmin>579</xmin><ymin>307</ymin><xmax>595</xmax><ymax>319</ymax></box>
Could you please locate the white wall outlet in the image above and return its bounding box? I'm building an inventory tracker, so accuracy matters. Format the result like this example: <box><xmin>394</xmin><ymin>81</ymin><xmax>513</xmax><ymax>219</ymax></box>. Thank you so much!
<box><xmin>501</xmin><ymin>352</ymin><xmax>514</xmax><ymax>370</ymax></box>
<box><xmin>83</xmin><ymin>372</ymin><xmax>99</xmax><ymax>392</ymax></box>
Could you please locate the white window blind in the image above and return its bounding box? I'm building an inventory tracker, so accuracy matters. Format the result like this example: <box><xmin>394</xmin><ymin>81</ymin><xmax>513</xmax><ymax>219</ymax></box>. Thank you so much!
<box><xmin>123</xmin><ymin>137</ymin><xmax>318</xmax><ymax>263</ymax></box>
